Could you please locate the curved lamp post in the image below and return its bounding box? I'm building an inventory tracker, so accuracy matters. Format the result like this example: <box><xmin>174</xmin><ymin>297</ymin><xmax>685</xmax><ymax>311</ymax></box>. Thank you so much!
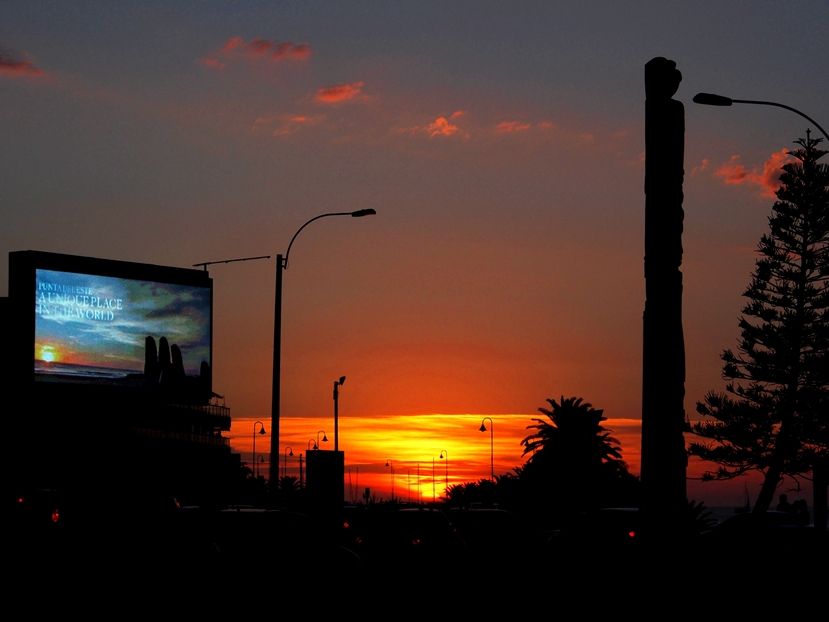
<box><xmin>385</xmin><ymin>458</ymin><xmax>394</xmax><ymax>502</ymax></box>
<box><xmin>283</xmin><ymin>446</ymin><xmax>294</xmax><ymax>479</ymax></box>
<box><xmin>317</xmin><ymin>430</ymin><xmax>328</xmax><ymax>449</ymax></box>
<box><xmin>308</xmin><ymin>438</ymin><xmax>318</xmax><ymax>451</ymax></box>
<box><xmin>252</xmin><ymin>421</ymin><xmax>266</xmax><ymax>479</ymax></box>
<box><xmin>439</xmin><ymin>449</ymin><xmax>449</xmax><ymax>497</ymax></box>
<box><xmin>269</xmin><ymin>209</ymin><xmax>377</xmax><ymax>483</ymax></box>
<box><xmin>479</xmin><ymin>417</ymin><xmax>494</xmax><ymax>481</ymax></box>
<box><xmin>693</xmin><ymin>93</ymin><xmax>829</xmax><ymax>141</ymax></box>
<box><xmin>333</xmin><ymin>376</ymin><xmax>346</xmax><ymax>452</ymax></box>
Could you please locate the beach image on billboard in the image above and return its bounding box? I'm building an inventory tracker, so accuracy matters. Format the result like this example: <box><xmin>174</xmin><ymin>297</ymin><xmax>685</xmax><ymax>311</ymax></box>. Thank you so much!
<box><xmin>34</xmin><ymin>268</ymin><xmax>211</xmax><ymax>384</ymax></box>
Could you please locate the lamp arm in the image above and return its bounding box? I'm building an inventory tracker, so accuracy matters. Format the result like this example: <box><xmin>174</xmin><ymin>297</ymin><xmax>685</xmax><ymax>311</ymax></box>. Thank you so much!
<box><xmin>283</xmin><ymin>212</ymin><xmax>353</xmax><ymax>268</ymax></box>
<box><xmin>732</xmin><ymin>99</ymin><xmax>829</xmax><ymax>142</ymax></box>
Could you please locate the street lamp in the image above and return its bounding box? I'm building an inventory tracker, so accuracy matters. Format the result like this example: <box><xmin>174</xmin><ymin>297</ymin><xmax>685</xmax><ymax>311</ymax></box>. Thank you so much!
<box><xmin>269</xmin><ymin>209</ymin><xmax>377</xmax><ymax>484</ymax></box>
<box><xmin>283</xmin><ymin>446</ymin><xmax>294</xmax><ymax>479</ymax></box>
<box><xmin>479</xmin><ymin>417</ymin><xmax>494</xmax><ymax>481</ymax></box>
<box><xmin>252</xmin><ymin>421</ymin><xmax>266</xmax><ymax>479</ymax></box>
<box><xmin>307</xmin><ymin>438</ymin><xmax>318</xmax><ymax>451</ymax></box>
<box><xmin>385</xmin><ymin>458</ymin><xmax>394</xmax><ymax>502</ymax></box>
<box><xmin>439</xmin><ymin>450</ymin><xmax>449</xmax><ymax>496</ymax></box>
<box><xmin>317</xmin><ymin>430</ymin><xmax>328</xmax><ymax>449</ymax></box>
<box><xmin>693</xmin><ymin>93</ymin><xmax>829</xmax><ymax>141</ymax></box>
<box><xmin>333</xmin><ymin>375</ymin><xmax>346</xmax><ymax>452</ymax></box>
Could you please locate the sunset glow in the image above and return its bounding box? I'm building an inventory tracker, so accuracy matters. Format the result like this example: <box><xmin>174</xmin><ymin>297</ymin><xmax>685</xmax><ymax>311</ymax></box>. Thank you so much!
<box><xmin>232</xmin><ymin>414</ymin><xmax>643</xmax><ymax>500</ymax></box>
<box><xmin>2</xmin><ymin>2</ymin><xmax>826</xmax><ymax>510</ymax></box>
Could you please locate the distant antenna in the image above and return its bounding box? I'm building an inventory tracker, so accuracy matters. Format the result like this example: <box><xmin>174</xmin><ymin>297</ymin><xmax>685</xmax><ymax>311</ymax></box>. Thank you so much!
<box><xmin>192</xmin><ymin>255</ymin><xmax>271</xmax><ymax>271</ymax></box>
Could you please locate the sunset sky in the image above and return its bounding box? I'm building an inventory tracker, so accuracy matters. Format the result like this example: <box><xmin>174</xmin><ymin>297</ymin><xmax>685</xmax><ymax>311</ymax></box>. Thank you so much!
<box><xmin>2</xmin><ymin>2</ymin><xmax>827</xmax><ymax>505</ymax></box>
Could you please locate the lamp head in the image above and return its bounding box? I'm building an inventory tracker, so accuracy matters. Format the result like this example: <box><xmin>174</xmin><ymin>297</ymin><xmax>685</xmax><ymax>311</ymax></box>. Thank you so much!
<box><xmin>322</xmin><ymin>433</ymin><xmax>328</xmax><ymax>442</ymax></box>
<box><xmin>479</xmin><ymin>423</ymin><xmax>487</xmax><ymax>432</ymax></box>
<box><xmin>258</xmin><ymin>426</ymin><xmax>267</xmax><ymax>435</ymax></box>
<box><xmin>693</xmin><ymin>92</ymin><xmax>733</xmax><ymax>106</ymax></box>
<box><xmin>351</xmin><ymin>208</ymin><xmax>376</xmax><ymax>217</ymax></box>
<box><xmin>288</xmin><ymin>448</ymin><xmax>294</xmax><ymax>456</ymax></box>
<box><xmin>385</xmin><ymin>460</ymin><xmax>390</xmax><ymax>467</ymax></box>
<box><xmin>339</xmin><ymin>375</ymin><xmax>347</xmax><ymax>385</ymax></box>
<box><xmin>440</xmin><ymin>451</ymin><xmax>445</xmax><ymax>459</ymax></box>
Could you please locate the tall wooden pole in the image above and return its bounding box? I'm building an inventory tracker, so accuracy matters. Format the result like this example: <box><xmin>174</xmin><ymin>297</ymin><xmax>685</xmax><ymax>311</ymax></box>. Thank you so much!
<box><xmin>641</xmin><ymin>57</ymin><xmax>688</xmax><ymax>523</ymax></box>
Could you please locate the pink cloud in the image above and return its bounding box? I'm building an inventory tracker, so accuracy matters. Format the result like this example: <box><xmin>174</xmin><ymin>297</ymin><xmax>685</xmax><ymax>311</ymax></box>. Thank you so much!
<box><xmin>314</xmin><ymin>81</ymin><xmax>366</xmax><ymax>104</ymax></box>
<box><xmin>0</xmin><ymin>48</ymin><xmax>45</xmax><ymax>78</ymax></box>
<box><xmin>252</xmin><ymin>113</ymin><xmax>324</xmax><ymax>136</ymax></box>
<box><xmin>401</xmin><ymin>110</ymin><xmax>468</xmax><ymax>139</ymax></box>
<box><xmin>690</xmin><ymin>158</ymin><xmax>710</xmax><ymax>176</ymax></box>
<box><xmin>427</xmin><ymin>115</ymin><xmax>461</xmax><ymax>137</ymax></box>
<box><xmin>714</xmin><ymin>148</ymin><xmax>791</xmax><ymax>198</ymax></box>
<box><xmin>201</xmin><ymin>36</ymin><xmax>311</xmax><ymax>70</ymax></box>
<box><xmin>495</xmin><ymin>120</ymin><xmax>532</xmax><ymax>134</ymax></box>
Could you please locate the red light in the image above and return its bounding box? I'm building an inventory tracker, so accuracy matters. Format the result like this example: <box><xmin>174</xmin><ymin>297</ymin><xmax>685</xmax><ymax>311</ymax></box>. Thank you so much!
<box><xmin>17</xmin><ymin>497</ymin><xmax>25</xmax><ymax>504</ymax></box>
<box><xmin>628</xmin><ymin>530</ymin><xmax>636</xmax><ymax>538</ymax></box>
<box><xmin>411</xmin><ymin>537</ymin><xmax>422</xmax><ymax>546</ymax></box>
<box><xmin>51</xmin><ymin>509</ymin><xmax>60</xmax><ymax>524</ymax></box>
<box><xmin>343</xmin><ymin>521</ymin><xmax>350</xmax><ymax>529</ymax></box>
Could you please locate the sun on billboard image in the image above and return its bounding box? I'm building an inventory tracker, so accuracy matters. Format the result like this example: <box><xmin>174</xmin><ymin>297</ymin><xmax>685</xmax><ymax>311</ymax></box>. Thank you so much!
<box><xmin>34</xmin><ymin>268</ymin><xmax>211</xmax><ymax>385</ymax></box>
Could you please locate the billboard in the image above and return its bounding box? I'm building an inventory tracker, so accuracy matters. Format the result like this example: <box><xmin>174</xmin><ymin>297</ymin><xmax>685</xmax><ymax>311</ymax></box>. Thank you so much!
<box><xmin>10</xmin><ymin>251</ymin><xmax>212</xmax><ymax>391</ymax></box>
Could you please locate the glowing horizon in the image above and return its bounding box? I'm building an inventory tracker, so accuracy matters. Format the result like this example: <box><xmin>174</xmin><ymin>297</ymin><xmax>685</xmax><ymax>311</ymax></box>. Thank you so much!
<box><xmin>231</xmin><ymin>413</ymin><xmax>643</xmax><ymax>500</ymax></box>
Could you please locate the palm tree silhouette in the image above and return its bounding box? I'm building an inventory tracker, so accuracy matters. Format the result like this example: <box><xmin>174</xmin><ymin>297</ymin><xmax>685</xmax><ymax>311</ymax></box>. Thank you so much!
<box><xmin>522</xmin><ymin>395</ymin><xmax>623</xmax><ymax>466</ymax></box>
<box><xmin>520</xmin><ymin>396</ymin><xmax>633</xmax><ymax>511</ymax></box>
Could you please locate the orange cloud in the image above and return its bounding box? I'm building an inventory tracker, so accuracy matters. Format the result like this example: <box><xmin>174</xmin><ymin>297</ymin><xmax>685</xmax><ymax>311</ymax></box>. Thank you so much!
<box><xmin>0</xmin><ymin>48</ymin><xmax>45</xmax><ymax>78</ymax></box>
<box><xmin>714</xmin><ymin>148</ymin><xmax>791</xmax><ymax>198</ymax></box>
<box><xmin>401</xmin><ymin>110</ymin><xmax>468</xmax><ymax>139</ymax></box>
<box><xmin>495</xmin><ymin>120</ymin><xmax>532</xmax><ymax>134</ymax></box>
<box><xmin>201</xmin><ymin>36</ymin><xmax>311</xmax><ymax>70</ymax></box>
<box><xmin>314</xmin><ymin>81</ymin><xmax>366</xmax><ymax>104</ymax></box>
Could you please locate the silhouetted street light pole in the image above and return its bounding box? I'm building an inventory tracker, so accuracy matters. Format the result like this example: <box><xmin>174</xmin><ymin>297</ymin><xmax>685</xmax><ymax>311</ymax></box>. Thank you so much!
<box><xmin>479</xmin><ymin>417</ymin><xmax>494</xmax><ymax>481</ymax></box>
<box><xmin>439</xmin><ymin>449</ymin><xmax>449</xmax><ymax>497</ymax></box>
<box><xmin>308</xmin><ymin>438</ymin><xmax>317</xmax><ymax>451</ymax></box>
<box><xmin>384</xmin><ymin>458</ymin><xmax>394</xmax><ymax>501</ymax></box>
<box><xmin>333</xmin><ymin>376</ymin><xmax>346</xmax><ymax>452</ymax></box>
<box><xmin>432</xmin><ymin>457</ymin><xmax>436</xmax><ymax>503</ymax></box>
<box><xmin>283</xmin><ymin>446</ymin><xmax>293</xmax><ymax>479</ymax></box>
<box><xmin>269</xmin><ymin>209</ymin><xmax>377</xmax><ymax>484</ymax></box>
<box><xmin>317</xmin><ymin>430</ymin><xmax>328</xmax><ymax>449</ymax></box>
<box><xmin>694</xmin><ymin>91</ymin><xmax>829</xmax><ymax>532</ymax></box>
<box><xmin>252</xmin><ymin>421</ymin><xmax>266</xmax><ymax>479</ymax></box>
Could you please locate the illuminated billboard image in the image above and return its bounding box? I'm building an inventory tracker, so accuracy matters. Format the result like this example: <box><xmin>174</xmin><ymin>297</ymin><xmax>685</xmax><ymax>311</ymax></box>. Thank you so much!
<box><xmin>34</xmin><ymin>268</ymin><xmax>211</xmax><ymax>384</ymax></box>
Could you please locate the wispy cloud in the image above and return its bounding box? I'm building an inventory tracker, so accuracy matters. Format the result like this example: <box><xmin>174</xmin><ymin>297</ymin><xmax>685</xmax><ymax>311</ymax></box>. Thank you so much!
<box><xmin>252</xmin><ymin>113</ymin><xmax>325</xmax><ymax>136</ymax></box>
<box><xmin>495</xmin><ymin>120</ymin><xmax>532</xmax><ymax>134</ymax></box>
<box><xmin>401</xmin><ymin>110</ymin><xmax>468</xmax><ymax>139</ymax></box>
<box><xmin>690</xmin><ymin>158</ymin><xmax>711</xmax><ymax>176</ymax></box>
<box><xmin>0</xmin><ymin>47</ymin><xmax>45</xmax><ymax>78</ymax></box>
<box><xmin>314</xmin><ymin>81</ymin><xmax>366</xmax><ymax>104</ymax></box>
<box><xmin>200</xmin><ymin>36</ymin><xmax>311</xmax><ymax>71</ymax></box>
<box><xmin>714</xmin><ymin>148</ymin><xmax>791</xmax><ymax>198</ymax></box>
<box><xmin>492</xmin><ymin>119</ymin><xmax>558</xmax><ymax>137</ymax></box>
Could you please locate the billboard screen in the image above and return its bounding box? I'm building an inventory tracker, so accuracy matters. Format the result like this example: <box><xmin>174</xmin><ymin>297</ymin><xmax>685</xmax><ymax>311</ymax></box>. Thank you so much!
<box><xmin>33</xmin><ymin>268</ymin><xmax>211</xmax><ymax>386</ymax></box>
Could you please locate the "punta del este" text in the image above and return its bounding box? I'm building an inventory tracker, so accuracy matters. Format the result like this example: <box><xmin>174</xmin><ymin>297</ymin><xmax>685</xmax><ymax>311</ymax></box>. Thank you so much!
<box><xmin>36</xmin><ymin>281</ymin><xmax>123</xmax><ymax>321</ymax></box>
